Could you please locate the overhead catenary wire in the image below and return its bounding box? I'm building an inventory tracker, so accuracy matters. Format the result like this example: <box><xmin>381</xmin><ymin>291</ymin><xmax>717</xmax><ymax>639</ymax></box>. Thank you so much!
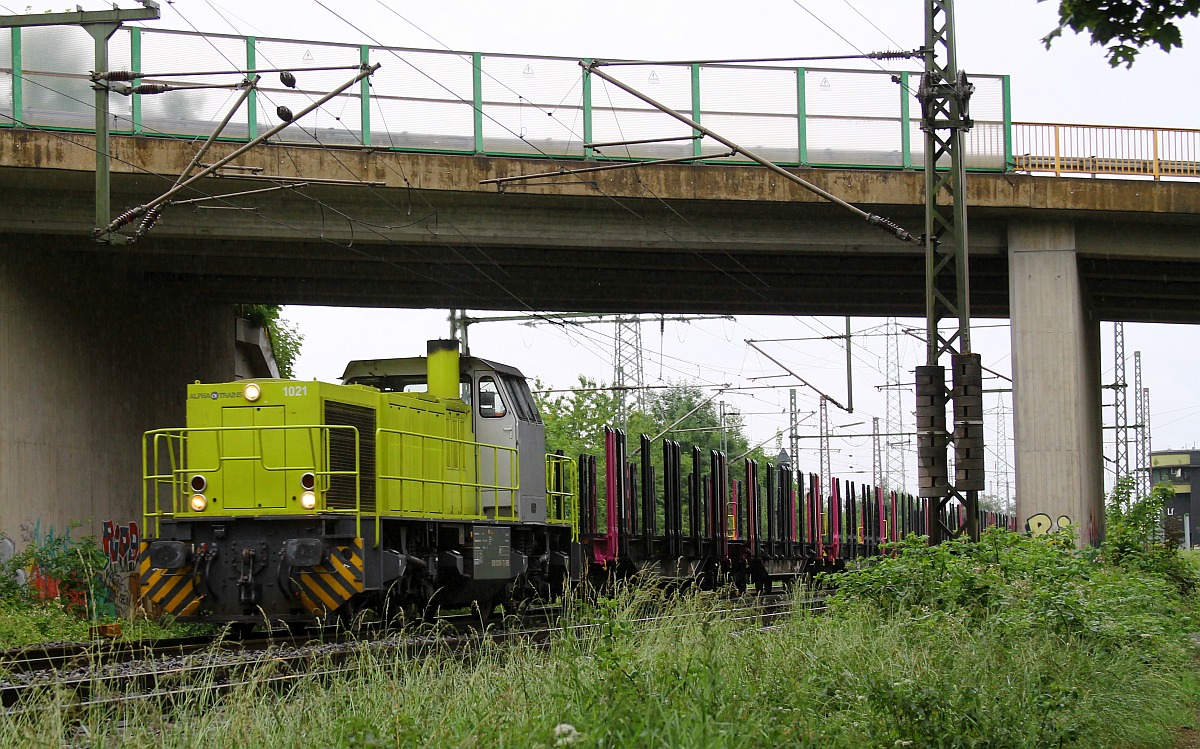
<box><xmin>310</xmin><ymin>1</ymin><xmax>811</xmax><ymax>314</ymax></box>
<box><xmin>583</xmin><ymin>62</ymin><xmax>918</xmax><ymax>245</ymax></box>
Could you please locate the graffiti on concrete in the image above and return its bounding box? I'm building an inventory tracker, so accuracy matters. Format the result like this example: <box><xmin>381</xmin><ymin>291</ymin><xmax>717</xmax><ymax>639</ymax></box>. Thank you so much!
<box><xmin>1025</xmin><ymin>513</ymin><xmax>1073</xmax><ymax>537</ymax></box>
<box><xmin>99</xmin><ymin>520</ymin><xmax>141</xmax><ymax>618</ymax></box>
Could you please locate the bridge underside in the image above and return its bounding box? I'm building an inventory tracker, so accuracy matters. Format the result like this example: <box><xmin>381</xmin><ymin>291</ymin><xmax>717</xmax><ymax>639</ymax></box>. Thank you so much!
<box><xmin>3</xmin><ymin>159</ymin><xmax>1200</xmax><ymax>323</ymax></box>
<box><xmin>1</xmin><ymin>130</ymin><xmax>1199</xmax><ymax>544</ymax></box>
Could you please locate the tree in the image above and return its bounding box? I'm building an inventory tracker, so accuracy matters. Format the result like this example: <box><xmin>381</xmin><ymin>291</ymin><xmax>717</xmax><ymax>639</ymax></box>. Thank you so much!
<box><xmin>535</xmin><ymin>378</ymin><xmax>770</xmax><ymax>472</ymax></box>
<box><xmin>1041</xmin><ymin>0</ymin><xmax>1200</xmax><ymax>67</ymax></box>
<box><xmin>534</xmin><ymin>376</ymin><xmax>621</xmax><ymax>462</ymax></box>
<box><xmin>239</xmin><ymin>304</ymin><xmax>304</xmax><ymax>379</ymax></box>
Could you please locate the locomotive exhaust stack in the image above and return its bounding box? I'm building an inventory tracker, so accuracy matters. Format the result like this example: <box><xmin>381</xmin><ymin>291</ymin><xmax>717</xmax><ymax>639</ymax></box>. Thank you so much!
<box><xmin>426</xmin><ymin>338</ymin><xmax>460</xmax><ymax>400</ymax></box>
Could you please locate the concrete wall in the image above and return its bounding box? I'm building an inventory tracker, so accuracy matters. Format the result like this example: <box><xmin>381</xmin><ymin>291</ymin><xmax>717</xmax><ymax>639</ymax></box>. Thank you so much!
<box><xmin>0</xmin><ymin>244</ymin><xmax>233</xmax><ymax>545</ymax></box>
<box><xmin>1009</xmin><ymin>220</ymin><xmax>1105</xmax><ymax>544</ymax></box>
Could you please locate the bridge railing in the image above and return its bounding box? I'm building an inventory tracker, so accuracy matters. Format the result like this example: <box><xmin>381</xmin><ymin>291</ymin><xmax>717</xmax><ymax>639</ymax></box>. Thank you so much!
<box><xmin>4</xmin><ymin>26</ymin><xmax>1196</xmax><ymax>181</ymax></box>
<box><xmin>1012</xmin><ymin>122</ymin><xmax>1200</xmax><ymax>179</ymax></box>
<box><xmin>0</xmin><ymin>25</ymin><xmax>1010</xmax><ymax>172</ymax></box>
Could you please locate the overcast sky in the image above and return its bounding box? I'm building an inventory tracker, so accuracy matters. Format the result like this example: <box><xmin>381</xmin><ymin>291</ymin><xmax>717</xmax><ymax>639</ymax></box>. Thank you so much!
<box><xmin>97</xmin><ymin>1</ymin><xmax>1200</xmax><ymax>497</ymax></box>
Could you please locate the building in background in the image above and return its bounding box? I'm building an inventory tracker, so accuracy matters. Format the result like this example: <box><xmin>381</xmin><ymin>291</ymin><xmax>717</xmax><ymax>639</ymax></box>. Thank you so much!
<box><xmin>1150</xmin><ymin>451</ymin><xmax>1199</xmax><ymax>547</ymax></box>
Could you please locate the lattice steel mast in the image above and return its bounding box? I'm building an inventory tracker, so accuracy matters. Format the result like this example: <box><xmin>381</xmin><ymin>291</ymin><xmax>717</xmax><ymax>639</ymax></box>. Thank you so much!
<box><xmin>1113</xmin><ymin>322</ymin><xmax>1130</xmax><ymax>482</ymax></box>
<box><xmin>1133</xmin><ymin>350</ymin><xmax>1148</xmax><ymax>497</ymax></box>
<box><xmin>884</xmin><ymin>317</ymin><xmax>907</xmax><ymax>493</ymax></box>
<box><xmin>994</xmin><ymin>393</ymin><xmax>1013</xmax><ymax>516</ymax></box>
<box><xmin>915</xmin><ymin>0</ymin><xmax>983</xmax><ymax>542</ymax></box>
<box><xmin>613</xmin><ymin>316</ymin><xmax>646</xmax><ymax>427</ymax></box>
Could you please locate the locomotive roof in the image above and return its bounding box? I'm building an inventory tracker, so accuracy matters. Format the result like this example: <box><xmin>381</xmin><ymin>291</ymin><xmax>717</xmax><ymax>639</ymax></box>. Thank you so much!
<box><xmin>340</xmin><ymin>355</ymin><xmax>527</xmax><ymax>383</ymax></box>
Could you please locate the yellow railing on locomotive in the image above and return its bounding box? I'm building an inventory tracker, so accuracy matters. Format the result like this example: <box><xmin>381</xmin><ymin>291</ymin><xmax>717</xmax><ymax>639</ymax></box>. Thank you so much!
<box><xmin>374</xmin><ymin>427</ymin><xmax>520</xmax><ymax>533</ymax></box>
<box><xmin>545</xmin><ymin>453</ymin><xmax>578</xmax><ymax>540</ymax></box>
<box><xmin>142</xmin><ymin>424</ymin><xmax>362</xmax><ymax>538</ymax></box>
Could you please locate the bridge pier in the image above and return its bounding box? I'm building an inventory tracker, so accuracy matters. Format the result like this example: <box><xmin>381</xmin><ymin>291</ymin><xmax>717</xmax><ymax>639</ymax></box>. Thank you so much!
<box><xmin>1008</xmin><ymin>220</ymin><xmax>1105</xmax><ymax>544</ymax></box>
<box><xmin>0</xmin><ymin>244</ymin><xmax>234</xmax><ymax>545</ymax></box>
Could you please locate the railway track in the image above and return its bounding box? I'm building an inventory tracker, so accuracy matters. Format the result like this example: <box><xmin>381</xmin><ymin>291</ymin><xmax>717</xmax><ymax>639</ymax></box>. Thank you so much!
<box><xmin>0</xmin><ymin>592</ymin><xmax>818</xmax><ymax>714</ymax></box>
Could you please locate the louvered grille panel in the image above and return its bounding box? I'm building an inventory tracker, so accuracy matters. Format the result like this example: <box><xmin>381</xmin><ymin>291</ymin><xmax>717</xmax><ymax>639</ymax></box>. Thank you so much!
<box><xmin>324</xmin><ymin>401</ymin><xmax>376</xmax><ymax>512</ymax></box>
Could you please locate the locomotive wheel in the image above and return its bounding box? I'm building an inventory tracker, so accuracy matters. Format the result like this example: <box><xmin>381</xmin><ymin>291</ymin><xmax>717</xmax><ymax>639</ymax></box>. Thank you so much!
<box><xmin>501</xmin><ymin>574</ymin><xmax>533</xmax><ymax>617</ymax></box>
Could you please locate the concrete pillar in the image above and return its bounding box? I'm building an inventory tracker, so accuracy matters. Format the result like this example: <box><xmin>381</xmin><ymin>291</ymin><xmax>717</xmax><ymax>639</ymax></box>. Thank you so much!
<box><xmin>1008</xmin><ymin>220</ymin><xmax>1104</xmax><ymax>545</ymax></box>
<box><xmin>0</xmin><ymin>245</ymin><xmax>234</xmax><ymax>546</ymax></box>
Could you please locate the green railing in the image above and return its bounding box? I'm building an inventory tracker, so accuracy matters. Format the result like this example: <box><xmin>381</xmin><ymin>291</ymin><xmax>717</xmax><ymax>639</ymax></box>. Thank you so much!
<box><xmin>0</xmin><ymin>25</ymin><xmax>1011</xmax><ymax>171</ymax></box>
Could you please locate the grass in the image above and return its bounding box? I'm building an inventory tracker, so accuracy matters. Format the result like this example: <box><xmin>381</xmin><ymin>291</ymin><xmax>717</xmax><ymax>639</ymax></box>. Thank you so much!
<box><xmin>0</xmin><ymin>598</ymin><xmax>211</xmax><ymax>648</ymax></box>
<box><xmin>2</xmin><ymin>510</ymin><xmax>1199</xmax><ymax>747</ymax></box>
<box><xmin>0</xmin><ymin>573</ymin><xmax>1196</xmax><ymax>748</ymax></box>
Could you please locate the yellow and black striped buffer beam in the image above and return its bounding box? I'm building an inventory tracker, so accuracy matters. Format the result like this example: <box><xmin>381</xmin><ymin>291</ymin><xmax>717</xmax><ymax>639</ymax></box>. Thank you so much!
<box><xmin>138</xmin><ymin>541</ymin><xmax>203</xmax><ymax>618</ymax></box>
<box><xmin>296</xmin><ymin>538</ymin><xmax>365</xmax><ymax>615</ymax></box>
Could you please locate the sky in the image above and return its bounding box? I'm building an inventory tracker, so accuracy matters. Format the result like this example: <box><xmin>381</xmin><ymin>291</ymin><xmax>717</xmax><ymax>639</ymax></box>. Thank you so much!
<box><xmin>61</xmin><ymin>0</ymin><xmax>1200</xmax><ymax>500</ymax></box>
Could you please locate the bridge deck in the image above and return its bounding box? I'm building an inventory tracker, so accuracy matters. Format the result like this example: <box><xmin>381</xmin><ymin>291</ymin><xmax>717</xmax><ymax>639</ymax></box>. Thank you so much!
<box><xmin>1</xmin><ymin>129</ymin><xmax>1199</xmax><ymax>323</ymax></box>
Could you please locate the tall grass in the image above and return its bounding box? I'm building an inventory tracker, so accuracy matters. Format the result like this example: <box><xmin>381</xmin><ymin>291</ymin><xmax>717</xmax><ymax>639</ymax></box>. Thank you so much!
<box><xmin>1</xmin><ymin>566</ymin><xmax>1196</xmax><ymax>749</ymax></box>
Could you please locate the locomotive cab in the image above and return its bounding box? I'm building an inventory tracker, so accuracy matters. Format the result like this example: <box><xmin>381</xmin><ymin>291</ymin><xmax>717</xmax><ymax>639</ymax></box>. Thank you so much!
<box><xmin>341</xmin><ymin>347</ymin><xmax>548</xmax><ymax>523</ymax></box>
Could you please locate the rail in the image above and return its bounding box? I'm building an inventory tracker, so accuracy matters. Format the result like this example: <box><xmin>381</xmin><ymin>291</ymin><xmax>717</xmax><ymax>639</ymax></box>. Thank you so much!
<box><xmin>374</xmin><ymin>427</ymin><xmax>520</xmax><ymax>543</ymax></box>
<box><xmin>142</xmin><ymin>424</ymin><xmax>362</xmax><ymax>538</ymax></box>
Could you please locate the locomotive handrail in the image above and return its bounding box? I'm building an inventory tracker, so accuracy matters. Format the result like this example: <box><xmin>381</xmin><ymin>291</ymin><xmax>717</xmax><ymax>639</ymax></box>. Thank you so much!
<box><xmin>142</xmin><ymin>424</ymin><xmax>362</xmax><ymax>538</ymax></box>
<box><xmin>374</xmin><ymin>427</ymin><xmax>520</xmax><ymax>543</ymax></box>
<box><xmin>545</xmin><ymin>453</ymin><xmax>578</xmax><ymax>540</ymax></box>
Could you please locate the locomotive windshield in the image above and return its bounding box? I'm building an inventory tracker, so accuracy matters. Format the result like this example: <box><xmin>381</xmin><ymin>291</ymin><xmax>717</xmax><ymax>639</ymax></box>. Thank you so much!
<box><xmin>501</xmin><ymin>374</ymin><xmax>541</xmax><ymax>423</ymax></box>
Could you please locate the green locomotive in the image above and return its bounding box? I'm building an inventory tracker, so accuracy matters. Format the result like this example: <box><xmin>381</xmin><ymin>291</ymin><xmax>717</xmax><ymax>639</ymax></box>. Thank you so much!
<box><xmin>140</xmin><ymin>340</ymin><xmax>576</xmax><ymax>625</ymax></box>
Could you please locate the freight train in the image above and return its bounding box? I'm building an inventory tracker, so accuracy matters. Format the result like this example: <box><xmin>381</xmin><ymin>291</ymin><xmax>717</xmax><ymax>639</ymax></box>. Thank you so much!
<box><xmin>138</xmin><ymin>340</ymin><xmax>1012</xmax><ymax>627</ymax></box>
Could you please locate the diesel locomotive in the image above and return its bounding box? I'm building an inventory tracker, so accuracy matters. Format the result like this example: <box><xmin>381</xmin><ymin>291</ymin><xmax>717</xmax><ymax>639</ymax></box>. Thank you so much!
<box><xmin>139</xmin><ymin>339</ymin><xmax>1012</xmax><ymax>626</ymax></box>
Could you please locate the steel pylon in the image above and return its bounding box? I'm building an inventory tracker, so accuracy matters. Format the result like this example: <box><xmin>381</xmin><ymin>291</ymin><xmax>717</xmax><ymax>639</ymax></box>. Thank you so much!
<box><xmin>916</xmin><ymin>0</ymin><xmax>982</xmax><ymax>542</ymax></box>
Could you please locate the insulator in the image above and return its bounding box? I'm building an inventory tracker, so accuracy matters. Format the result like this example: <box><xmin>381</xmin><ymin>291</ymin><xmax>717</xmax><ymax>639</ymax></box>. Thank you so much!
<box><xmin>279</xmin><ymin>71</ymin><xmax>297</xmax><ymax>89</ymax></box>
<box><xmin>108</xmin><ymin>206</ymin><xmax>142</xmax><ymax>232</ymax></box>
<box><xmin>276</xmin><ymin>105</ymin><xmax>294</xmax><ymax>123</ymax></box>
<box><xmin>868</xmin><ymin>50</ymin><xmax>916</xmax><ymax>60</ymax></box>
<box><xmin>102</xmin><ymin>70</ymin><xmax>138</xmax><ymax>82</ymax></box>
<box><xmin>866</xmin><ymin>213</ymin><xmax>915</xmax><ymax>244</ymax></box>
<box><xmin>133</xmin><ymin>83</ymin><xmax>169</xmax><ymax>95</ymax></box>
<box><xmin>136</xmin><ymin>206</ymin><xmax>162</xmax><ymax>237</ymax></box>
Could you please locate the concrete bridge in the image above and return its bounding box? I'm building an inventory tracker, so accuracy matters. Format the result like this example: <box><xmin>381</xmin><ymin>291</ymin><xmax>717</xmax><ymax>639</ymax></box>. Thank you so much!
<box><xmin>2</xmin><ymin>126</ymin><xmax>1199</xmax><ymax>545</ymax></box>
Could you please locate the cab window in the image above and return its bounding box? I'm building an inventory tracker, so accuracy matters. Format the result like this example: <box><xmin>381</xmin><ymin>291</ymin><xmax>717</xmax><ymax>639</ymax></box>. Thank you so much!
<box><xmin>478</xmin><ymin>377</ymin><xmax>507</xmax><ymax>418</ymax></box>
<box><xmin>501</xmin><ymin>374</ymin><xmax>541</xmax><ymax>423</ymax></box>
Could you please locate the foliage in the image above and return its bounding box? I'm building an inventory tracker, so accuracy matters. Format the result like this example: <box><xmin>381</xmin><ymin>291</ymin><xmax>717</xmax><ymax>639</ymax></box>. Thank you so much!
<box><xmin>829</xmin><ymin>529</ymin><xmax>1191</xmax><ymax>654</ymax></box>
<box><xmin>1041</xmin><ymin>0</ymin><xmax>1200</xmax><ymax>67</ymax></box>
<box><xmin>535</xmin><ymin>376</ymin><xmax>622</xmax><ymax>462</ymax></box>
<box><xmin>0</xmin><ymin>528</ymin><xmax>106</xmax><ymax>619</ymax></box>
<box><xmin>535</xmin><ymin>377</ymin><xmax>768</xmax><ymax>464</ymax></box>
<box><xmin>239</xmin><ymin>304</ymin><xmax>304</xmax><ymax>379</ymax></box>
<box><xmin>1103</xmin><ymin>477</ymin><xmax>1198</xmax><ymax>593</ymax></box>
<box><xmin>0</xmin><ymin>529</ymin><xmax>212</xmax><ymax>647</ymax></box>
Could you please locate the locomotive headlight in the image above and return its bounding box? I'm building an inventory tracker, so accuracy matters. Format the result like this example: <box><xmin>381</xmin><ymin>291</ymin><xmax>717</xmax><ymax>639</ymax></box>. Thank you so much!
<box><xmin>190</xmin><ymin>474</ymin><xmax>207</xmax><ymax>493</ymax></box>
<box><xmin>300</xmin><ymin>491</ymin><xmax>317</xmax><ymax>510</ymax></box>
<box><xmin>300</xmin><ymin>472</ymin><xmax>316</xmax><ymax>491</ymax></box>
<box><xmin>190</xmin><ymin>494</ymin><xmax>208</xmax><ymax>512</ymax></box>
<box><xmin>243</xmin><ymin>382</ymin><xmax>262</xmax><ymax>402</ymax></box>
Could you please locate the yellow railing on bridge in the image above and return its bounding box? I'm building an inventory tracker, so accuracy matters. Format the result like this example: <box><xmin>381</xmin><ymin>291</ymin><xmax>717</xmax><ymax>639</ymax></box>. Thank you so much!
<box><xmin>1012</xmin><ymin>122</ymin><xmax>1200</xmax><ymax>180</ymax></box>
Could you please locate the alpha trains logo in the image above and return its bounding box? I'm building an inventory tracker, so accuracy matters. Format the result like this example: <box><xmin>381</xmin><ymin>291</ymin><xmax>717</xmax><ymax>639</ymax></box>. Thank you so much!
<box><xmin>188</xmin><ymin>391</ymin><xmax>244</xmax><ymax>400</ymax></box>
